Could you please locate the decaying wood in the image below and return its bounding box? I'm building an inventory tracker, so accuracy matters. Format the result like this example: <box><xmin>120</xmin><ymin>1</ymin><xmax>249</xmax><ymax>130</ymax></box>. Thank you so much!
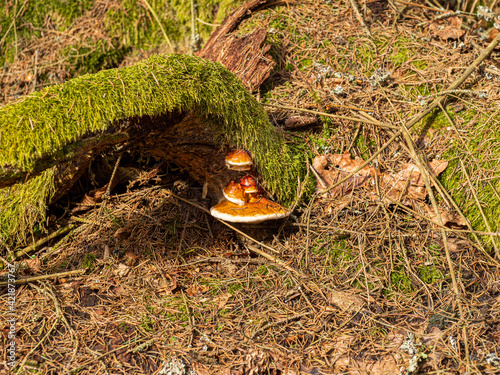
<box><xmin>64</xmin><ymin>111</ymin><xmax>242</xmax><ymax>203</ymax></box>
<box><xmin>198</xmin><ymin>28</ymin><xmax>274</xmax><ymax>93</ymax></box>
<box><xmin>198</xmin><ymin>0</ymin><xmax>284</xmax><ymax>92</ymax></box>
<box><xmin>282</xmin><ymin>115</ymin><xmax>318</xmax><ymax>129</ymax></box>
<box><xmin>199</xmin><ymin>0</ymin><xmax>283</xmax><ymax>56</ymax></box>
<box><xmin>2</xmin><ymin>1</ymin><xmax>286</xmax><ymax>208</ymax></box>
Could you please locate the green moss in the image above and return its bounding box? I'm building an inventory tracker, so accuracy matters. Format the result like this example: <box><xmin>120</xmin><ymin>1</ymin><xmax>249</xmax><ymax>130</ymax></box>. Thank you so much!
<box><xmin>0</xmin><ymin>168</ymin><xmax>56</xmax><ymax>248</ymax></box>
<box><xmin>0</xmin><ymin>54</ymin><xmax>307</xmax><ymax>248</ymax></box>
<box><xmin>437</xmin><ymin>109</ymin><xmax>500</xmax><ymax>241</ymax></box>
<box><xmin>228</xmin><ymin>283</ymin><xmax>242</xmax><ymax>294</ymax></box>
<box><xmin>418</xmin><ymin>266</ymin><xmax>443</xmax><ymax>284</ymax></box>
<box><xmin>81</xmin><ymin>253</ymin><xmax>96</xmax><ymax>271</ymax></box>
<box><xmin>140</xmin><ymin>315</ymin><xmax>154</xmax><ymax>332</ymax></box>
<box><xmin>253</xmin><ymin>265</ymin><xmax>270</xmax><ymax>276</ymax></box>
<box><xmin>388</xmin><ymin>37</ymin><xmax>413</xmax><ymax>68</ymax></box>
<box><xmin>355</xmin><ymin>134</ymin><xmax>377</xmax><ymax>160</ymax></box>
<box><xmin>390</xmin><ymin>268</ymin><xmax>413</xmax><ymax>293</ymax></box>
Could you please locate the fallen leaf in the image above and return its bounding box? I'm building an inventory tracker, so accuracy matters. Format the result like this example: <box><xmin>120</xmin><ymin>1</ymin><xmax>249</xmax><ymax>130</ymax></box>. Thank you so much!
<box><xmin>313</xmin><ymin>153</ymin><xmax>447</xmax><ymax>201</ymax></box>
<box><xmin>124</xmin><ymin>250</ymin><xmax>138</xmax><ymax>266</ymax></box>
<box><xmin>328</xmin><ymin>290</ymin><xmax>365</xmax><ymax>312</ymax></box>
<box><xmin>157</xmin><ymin>278</ymin><xmax>177</xmax><ymax>296</ymax></box>
<box><xmin>489</xmin><ymin>28</ymin><xmax>499</xmax><ymax>43</ymax></box>
<box><xmin>313</xmin><ymin>153</ymin><xmax>463</xmax><ymax>227</ymax></box>
<box><xmin>89</xmin><ymin>185</ymin><xmax>108</xmax><ymax>203</ymax></box>
<box><xmin>103</xmin><ymin>245</ymin><xmax>110</xmax><ymax>259</ymax></box>
<box><xmin>185</xmin><ymin>284</ymin><xmax>209</xmax><ymax>297</ymax></box>
<box><xmin>113</xmin><ymin>263</ymin><xmax>130</xmax><ymax>277</ymax></box>
<box><xmin>428</xmin><ymin>15</ymin><xmax>465</xmax><ymax>40</ymax></box>
<box><xmin>93</xmin><ymin>308</ymin><xmax>106</xmax><ymax>315</ymax></box>
<box><xmin>379</xmin><ymin>159</ymin><xmax>448</xmax><ymax>200</ymax></box>
<box><xmin>18</xmin><ymin>257</ymin><xmax>42</xmax><ymax>275</ymax></box>
<box><xmin>113</xmin><ymin>227</ymin><xmax>132</xmax><ymax>240</ymax></box>
<box><xmin>214</xmin><ymin>292</ymin><xmax>232</xmax><ymax>309</ymax></box>
<box><xmin>413</xmin><ymin>201</ymin><xmax>466</xmax><ymax>227</ymax></box>
<box><xmin>283</xmin><ymin>115</ymin><xmax>318</xmax><ymax>129</ymax></box>
<box><xmin>112</xmin><ymin>285</ymin><xmax>126</xmax><ymax>295</ymax></box>
<box><xmin>313</xmin><ymin>152</ymin><xmax>377</xmax><ymax>197</ymax></box>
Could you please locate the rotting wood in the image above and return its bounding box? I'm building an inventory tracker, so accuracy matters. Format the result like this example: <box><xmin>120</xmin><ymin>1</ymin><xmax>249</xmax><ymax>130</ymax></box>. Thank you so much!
<box><xmin>198</xmin><ymin>28</ymin><xmax>274</xmax><ymax>93</ymax></box>
<box><xmin>1</xmin><ymin>54</ymin><xmax>306</xmax><ymax>248</ymax></box>
<box><xmin>197</xmin><ymin>0</ymin><xmax>285</xmax><ymax>92</ymax></box>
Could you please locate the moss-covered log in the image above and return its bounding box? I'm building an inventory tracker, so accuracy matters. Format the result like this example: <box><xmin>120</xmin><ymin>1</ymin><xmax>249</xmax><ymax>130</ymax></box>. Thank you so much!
<box><xmin>0</xmin><ymin>54</ymin><xmax>306</xmax><ymax>246</ymax></box>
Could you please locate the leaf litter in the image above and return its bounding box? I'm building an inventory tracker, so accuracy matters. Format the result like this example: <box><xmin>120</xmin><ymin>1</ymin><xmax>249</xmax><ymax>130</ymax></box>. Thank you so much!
<box><xmin>313</xmin><ymin>152</ymin><xmax>465</xmax><ymax>226</ymax></box>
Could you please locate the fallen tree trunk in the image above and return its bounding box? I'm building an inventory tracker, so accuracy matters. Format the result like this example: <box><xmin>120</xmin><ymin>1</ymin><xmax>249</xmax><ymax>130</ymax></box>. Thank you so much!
<box><xmin>0</xmin><ymin>54</ymin><xmax>305</xmax><ymax>246</ymax></box>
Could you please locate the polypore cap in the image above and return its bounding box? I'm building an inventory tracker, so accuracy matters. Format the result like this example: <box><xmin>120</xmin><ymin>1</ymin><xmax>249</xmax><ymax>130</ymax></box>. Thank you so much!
<box><xmin>239</xmin><ymin>175</ymin><xmax>259</xmax><ymax>194</ymax></box>
<box><xmin>210</xmin><ymin>198</ymin><xmax>290</xmax><ymax>224</ymax></box>
<box><xmin>225</xmin><ymin>150</ymin><xmax>253</xmax><ymax>171</ymax></box>
<box><xmin>223</xmin><ymin>181</ymin><xmax>246</xmax><ymax>206</ymax></box>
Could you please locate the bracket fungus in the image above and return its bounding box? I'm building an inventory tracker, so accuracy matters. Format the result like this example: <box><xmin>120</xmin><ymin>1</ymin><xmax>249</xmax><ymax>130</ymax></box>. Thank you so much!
<box><xmin>239</xmin><ymin>175</ymin><xmax>260</xmax><ymax>194</ymax></box>
<box><xmin>210</xmin><ymin>197</ymin><xmax>290</xmax><ymax>224</ymax></box>
<box><xmin>211</xmin><ymin>151</ymin><xmax>291</xmax><ymax>224</ymax></box>
<box><xmin>225</xmin><ymin>149</ymin><xmax>253</xmax><ymax>171</ymax></box>
<box><xmin>223</xmin><ymin>181</ymin><xmax>247</xmax><ymax>205</ymax></box>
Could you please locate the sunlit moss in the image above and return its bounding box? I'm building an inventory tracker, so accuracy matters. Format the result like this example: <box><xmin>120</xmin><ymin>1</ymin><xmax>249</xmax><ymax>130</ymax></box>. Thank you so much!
<box><xmin>0</xmin><ymin>54</ymin><xmax>307</xmax><ymax>247</ymax></box>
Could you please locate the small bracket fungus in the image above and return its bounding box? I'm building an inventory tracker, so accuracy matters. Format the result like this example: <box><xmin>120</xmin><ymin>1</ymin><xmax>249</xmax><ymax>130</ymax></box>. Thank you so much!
<box><xmin>225</xmin><ymin>150</ymin><xmax>253</xmax><ymax>171</ymax></box>
<box><xmin>214</xmin><ymin>150</ymin><xmax>291</xmax><ymax>223</ymax></box>
<box><xmin>210</xmin><ymin>197</ymin><xmax>290</xmax><ymax>224</ymax></box>
<box><xmin>239</xmin><ymin>175</ymin><xmax>260</xmax><ymax>194</ymax></box>
<box><xmin>223</xmin><ymin>181</ymin><xmax>247</xmax><ymax>205</ymax></box>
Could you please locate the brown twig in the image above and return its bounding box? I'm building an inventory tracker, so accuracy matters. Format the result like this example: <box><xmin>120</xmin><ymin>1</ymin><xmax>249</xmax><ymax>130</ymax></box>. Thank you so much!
<box><xmin>264</xmin><ymin>103</ymin><xmax>398</xmax><ymax>130</ymax></box>
<box><xmin>348</xmin><ymin>0</ymin><xmax>372</xmax><ymax>37</ymax></box>
<box><xmin>0</xmin><ymin>268</ymin><xmax>86</xmax><ymax>286</ymax></box>
<box><xmin>13</xmin><ymin>225</ymin><xmax>74</xmax><ymax>261</ymax></box>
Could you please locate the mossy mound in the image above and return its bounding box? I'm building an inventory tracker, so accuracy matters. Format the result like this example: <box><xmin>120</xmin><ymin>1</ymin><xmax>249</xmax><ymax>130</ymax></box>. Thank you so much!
<box><xmin>0</xmin><ymin>54</ymin><xmax>306</xmax><ymax>248</ymax></box>
<box><xmin>436</xmin><ymin>108</ymin><xmax>500</xmax><ymax>241</ymax></box>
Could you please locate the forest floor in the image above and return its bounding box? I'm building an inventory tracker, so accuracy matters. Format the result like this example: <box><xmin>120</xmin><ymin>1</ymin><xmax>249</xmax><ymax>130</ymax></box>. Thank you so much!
<box><xmin>2</xmin><ymin>0</ymin><xmax>500</xmax><ymax>374</ymax></box>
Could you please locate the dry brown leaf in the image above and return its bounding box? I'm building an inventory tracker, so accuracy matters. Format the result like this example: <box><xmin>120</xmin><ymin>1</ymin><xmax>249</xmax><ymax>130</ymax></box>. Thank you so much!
<box><xmin>123</xmin><ymin>250</ymin><xmax>138</xmax><ymax>266</ymax></box>
<box><xmin>103</xmin><ymin>245</ymin><xmax>110</xmax><ymax>259</ymax></box>
<box><xmin>214</xmin><ymin>292</ymin><xmax>232</xmax><ymax>309</ymax></box>
<box><xmin>18</xmin><ymin>257</ymin><xmax>42</xmax><ymax>275</ymax></box>
<box><xmin>313</xmin><ymin>152</ymin><xmax>377</xmax><ymax>198</ymax></box>
<box><xmin>379</xmin><ymin>159</ymin><xmax>448</xmax><ymax>200</ymax></box>
<box><xmin>489</xmin><ymin>28</ymin><xmax>499</xmax><ymax>42</ymax></box>
<box><xmin>314</xmin><ymin>153</ymin><xmax>447</xmax><ymax>201</ymax></box>
<box><xmin>113</xmin><ymin>263</ymin><xmax>130</xmax><ymax>277</ymax></box>
<box><xmin>157</xmin><ymin>278</ymin><xmax>177</xmax><ymax>296</ymax></box>
<box><xmin>413</xmin><ymin>201</ymin><xmax>466</xmax><ymax>227</ymax></box>
<box><xmin>283</xmin><ymin>115</ymin><xmax>318</xmax><ymax>129</ymax></box>
<box><xmin>80</xmin><ymin>193</ymin><xmax>98</xmax><ymax>206</ymax></box>
<box><xmin>328</xmin><ymin>290</ymin><xmax>365</xmax><ymax>312</ymax></box>
<box><xmin>428</xmin><ymin>15</ymin><xmax>465</xmax><ymax>40</ymax></box>
<box><xmin>89</xmin><ymin>185</ymin><xmax>108</xmax><ymax>203</ymax></box>
<box><xmin>244</xmin><ymin>349</ymin><xmax>270</xmax><ymax>375</ymax></box>
<box><xmin>113</xmin><ymin>227</ymin><xmax>132</xmax><ymax>240</ymax></box>
<box><xmin>314</xmin><ymin>153</ymin><xmax>460</xmax><ymax>226</ymax></box>
<box><xmin>185</xmin><ymin>284</ymin><xmax>209</xmax><ymax>297</ymax></box>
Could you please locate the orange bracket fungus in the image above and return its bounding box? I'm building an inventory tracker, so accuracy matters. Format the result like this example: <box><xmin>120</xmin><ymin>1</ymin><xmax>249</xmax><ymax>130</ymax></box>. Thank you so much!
<box><xmin>211</xmin><ymin>151</ymin><xmax>291</xmax><ymax>224</ymax></box>
<box><xmin>225</xmin><ymin>149</ymin><xmax>253</xmax><ymax>171</ymax></box>
<box><xmin>210</xmin><ymin>197</ymin><xmax>290</xmax><ymax>224</ymax></box>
